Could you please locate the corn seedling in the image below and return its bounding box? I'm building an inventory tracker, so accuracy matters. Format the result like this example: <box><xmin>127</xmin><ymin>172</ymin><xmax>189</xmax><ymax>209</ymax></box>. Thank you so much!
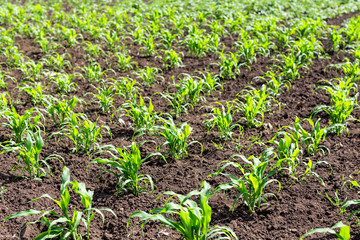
<box><xmin>122</xmin><ymin>95</ymin><xmax>157</xmax><ymax>136</ymax></box>
<box><xmin>0</xmin><ymin>92</ymin><xmax>11</xmax><ymax>114</ymax></box>
<box><xmin>235</xmin><ymin>38</ymin><xmax>258</xmax><ymax>65</ymax></box>
<box><xmin>50</xmin><ymin>72</ymin><xmax>79</xmax><ymax>94</ymax></box>
<box><xmin>278</xmin><ymin>50</ymin><xmax>306</xmax><ymax>81</ymax></box>
<box><xmin>48</xmin><ymin>96</ymin><xmax>78</xmax><ymax>127</ymax></box>
<box><xmin>341</xmin><ymin>198</ymin><xmax>360</xmax><ymax>222</ymax></box>
<box><xmin>139</xmin><ymin>34</ymin><xmax>156</xmax><ymax>56</ymax></box>
<box><xmin>2</xmin><ymin>107</ymin><xmax>41</xmax><ymax>143</ymax></box>
<box><xmin>184</xmin><ymin>34</ymin><xmax>211</xmax><ymax>58</ymax></box>
<box><xmin>80</xmin><ymin>61</ymin><xmax>109</xmax><ymax>83</ymax></box>
<box><xmin>236</xmin><ymin>85</ymin><xmax>272</xmax><ymax>128</ymax></box>
<box><xmin>209</xmin><ymin>149</ymin><xmax>281</xmax><ymax>213</ymax></box>
<box><xmin>160</xmin><ymin>49</ymin><xmax>183</xmax><ymax>69</ymax></box>
<box><xmin>112</xmin><ymin>77</ymin><xmax>139</xmax><ymax>100</ymax></box>
<box><xmin>313</xmin><ymin>78</ymin><xmax>359</xmax><ymax>134</ymax></box>
<box><xmin>112</xmin><ymin>52</ymin><xmax>137</xmax><ymax>72</ymax></box>
<box><xmin>19</xmin><ymin>82</ymin><xmax>52</xmax><ymax>106</ymax></box>
<box><xmin>83</xmin><ymin>41</ymin><xmax>104</xmax><ymax>58</ymax></box>
<box><xmin>160</xmin><ymin>29</ymin><xmax>178</xmax><ymax>49</ymax></box>
<box><xmin>340</xmin><ymin>59</ymin><xmax>360</xmax><ymax>82</ymax></box>
<box><xmin>204</xmin><ymin>101</ymin><xmax>242</xmax><ymax>141</ymax></box>
<box><xmin>300</xmin><ymin>222</ymin><xmax>350</xmax><ymax>240</ymax></box>
<box><xmin>62</xmin><ymin>26</ymin><xmax>79</xmax><ymax>47</ymax></box>
<box><xmin>180</xmin><ymin>74</ymin><xmax>206</xmax><ymax>105</ymax></box>
<box><xmin>329</xmin><ymin>26</ymin><xmax>345</xmax><ymax>52</ymax></box>
<box><xmin>199</xmin><ymin>71</ymin><xmax>223</xmax><ymax>95</ymax></box>
<box><xmin>0</xmin><ymin>71</ymin><xmax>15</xmax><ymax>89</ymax></box>
<box><xmin>12</xmin><ymin>130</ymin><xmax>63</xmax><ymax>180</ymax></box>
<box><xmin>89</xmin><ymin>85</ymin><xmax>115</xmax><ymax>113</ymax></box>
<box><xmin>44</xmin><ymin>52</ymin><xmax>72</xmax><ymax>72</ymax></box>
<box><xmin>257</xmin><ymin>71</ymin><xmax>290</xmax><ymax>97</ymax></box>
<box><xmin>100</xmin><ymin>30</ymin><xmax>120</xmax><ymax>51</ymax></box>
<box><xmin>153</xmin><ymin>117</ymin><xmax>203</xmax><ymax>160</ymax></box>
<box><xmin>134</xmin><ymin>66</ymin><xmax>163</xmax><ymax>86</ymax></box>
<box><xmin>325</xmin><ymin>190</ymin><xmax>347</xmax><ymax>208</ymax></box>
<box><xmin>4</xmin><ymin>167</ymin><xmax>116</xmax><ymax>239</ymax></box>
<box><xmin>217</xmin><ymin>52</ymin><xmax>241</xmax><ymax>80</ymax></box>
<box><xmin>63</xmin><ymin>114</ymin><xmax>112</xmax><ymax>154</ymax></box>
<box><xmin>91</xmin><ymin>142</ymin><xmax>161</xmax><ymax>196</ymax></box>
<box><xmin>128</xmin><ymin>181</ymin><xmax>238</xmax><ymax>240</ymax></box>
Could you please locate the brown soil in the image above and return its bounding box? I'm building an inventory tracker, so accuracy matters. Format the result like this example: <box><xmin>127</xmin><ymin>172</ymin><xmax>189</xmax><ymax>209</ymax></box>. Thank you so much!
<box><xmin>1</xmin><ymin>9</ymin><xmax>360</xmax><ymax>240</ymax></box>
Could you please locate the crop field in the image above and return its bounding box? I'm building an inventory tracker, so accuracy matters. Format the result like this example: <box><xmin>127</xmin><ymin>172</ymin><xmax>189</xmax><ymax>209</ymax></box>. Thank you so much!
<box><xmin>1</xmin><ymin>0</ymin><xmax>360</xmax><ymax>239</ymax></box>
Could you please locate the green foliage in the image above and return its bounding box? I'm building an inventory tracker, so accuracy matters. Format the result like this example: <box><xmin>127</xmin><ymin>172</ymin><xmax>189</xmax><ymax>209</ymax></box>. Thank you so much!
<box><xmin>128</xmin><ymin>181</ymin><xmax>238</xmax><ymax>240</ymax></box>
<box><xmin>4</xmin><ymin>167</ymin><xmax>116</xmax><ymax>239</ymax></box>
<box><xmin>236</xmin><ymin>85</ymin><xmax>272</xmax><ymax>128</ymax></box>
<box><xmin>13</xmin><ymin>130</ymin><xmax>63</xmax><ymax>180</ymax></box>
<box><xmin>48</xmin><ymin>96</ymin><xmax>78</xmax><ymax>127</ymax></box>
<box><xmin>300</xmin><ymin>222</ymin><xmax>350</xmax><ymax>240</ymax></box>
<box><xmin>63</xmin><ymin>114</ymin><xmax>112</xmax><ymax>154</ymax></box>
<box><xmin>2</xmin><ymin>107</ymin><xmax>41</xmax><ymax>143</ymax></box>
<box><xmin>154</xmin><ymin>117</ymin><xmax>203</xmax><ymax>160</ymax></box>
<box><xmin>210</xmin><ymin>149</ymin><xmax>280</xmax><ymax>213</ymax></box>
<box><xmin>313</xmin><ymin>78</ymin><xmax>359</xmax><ymax>134</ymax></box>
<box><xmin>91</xmin><ymin>142</ymin><xmax>160</xmax><ymax>196</ymax></box>
<box><xmin>204</xmin><ymin>101</ymin><xmax>242</xmax><ymax>140</ymax></box>
<box><xmin>123</xmin><ymin>95</ymin><xmax>157</xmax><ymax>136</ymax></box>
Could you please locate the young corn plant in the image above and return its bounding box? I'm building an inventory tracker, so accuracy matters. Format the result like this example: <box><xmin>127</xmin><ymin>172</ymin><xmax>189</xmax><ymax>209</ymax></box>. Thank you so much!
<box><xmin>0</xmin><ymin>92</ymin><xmax>11</xmax><ymax>114</ymax></box>
<box><xmin>236</xmin><ymin>85</ymin><xmax>272</xmax><ymax>128</ymax></box>
<box><xmin>48</xmin><ymin>96</ymin><xmax>78</xmax><ymax>128</ymax></box>
<box><xmin>128</xmin><ymin>181</ymin><xmax>238</xmax><ymax>240</ymax></box>
<box><xmin>180</xmin><ymin>75</ymin><xmax>206</xmax><ymax>105</ymax></box>
<box><xmin>158</xmin><ymin>89</ymin><xmax>191</xmax><ymax>118</ymax></box>
<box><xmin>19</xmin><ymin>82</ymin><xmax>52</xmax><ymax>106</ymax></box>
<box><xmin>89</xmin><ymin>85</ymin><xmax>115</xmax><ymax>113</ymax></box>
<box><xmin>112</xmin><ymin>77</ymin><xmax>139</xmax><ymax>100</ymax></box>
<box><xmin>270</xmin><ymin>134</ymin><xmax>303</xmax><ymax>179</ymax></box>
<box><xmin>133</xmin><ymin>66</ymin><xmax>163</xmax><ymax>86</ymax></box>
<box><xmin>0</xmin><ymin>71</ymin><xmax>16</xmax><ymax>90</ymax></box>
<box><xmin>160</xmin><ymin>29</ymin><xmax>178</xmax><ymax>49</ymax></box>
<box><xmin>217</xmin><ymin>52</ymin><xmax>241</xmax><ymax>80</ymax></box>
<box><xmin>329</xmin><ymin>26</ymin><xmax>345</xmax><ymax>52</ymax></box>
<box><xmin>153</xmin><ymin>117</ymin><xmax>203</xmax><ymax>160</ymax></box>
<box><xmin>160</xmin><ymin>49</ymin><xmax>184</xmax><ymax>69</ymax></box>
<box><xmin>199</xmin><ymin>71</ymin><xmax>224</xmax><ymax>95</ymax></box>
<box><xmin>300</xmin><ymin>222</ymin><xmax>350</xmax><ymax>240</ymax></box>
<box><xmin>100</xmin><ymin>30</ymin><xmax>120</xmax><ymax>51</ymax></box>
<box><xmin>139</xmin><ymin>34</ymin><xmax>156</xmax><ymax>56</ymax></box>
<box><xmin>203</xmin><ymin>101</ymin><xmax>242</xmax><ymax>141</ymax></box>
<box><xmin>44</xmin><ymin>52</ymin><xmax>72</xmax><ymax>72</ymax></box>
<box><xmin>235</xmin><ymin>38</ymin><xmax>259</xmax><ymax>65</ymax></box>
<box><xmin>313</xmin><ymin>78</ymin><xmax>359</xmax><ymax>134</ymax></box>
<box><xmin>112</xmin><ymin>52</ymin><xmax>137</xmax><ymax>72</ymax></box>
<box><xmin>62</xmin><ymin>27</ymin><xmax>79</xmax><ymax>47</ymax></box>
<box><xmin>91</xmin><ymin>142</ymin><xmax>161</xmax><ymax>196</ymax></box>
<box><xmin>340</xmin><ymin>59</ymin><xmax>360</xmax><ymax>82</ymax></box>
<box><xmin>12</xmin><ymin>130</ymin><xmax>63</xmax><ymax>180</ymax></box>
<box><xmin>122</xmin><ymin>95</ymin><xmax>157</xmax><ymax>136</ymax></box>
<box><xmin>80</xmin><ymin>61</ymin><xmax>108</xmax><ymax>83</ymax></box>
<box><xmin>83</xmin><ymin>41</ymin><xmax>104</xmax><ymax>58</ymax></box>
<box><xmin>278</xmin><ymin>50</ymin><xmax>306</xmax><ymax>81</ymax></box>
<box><xmin>50</xmin><ymin>73</ymin><xmax>79</xmax><ymax>94</ymax></box>
<box><xmin>275</xmin><ymin>117</ymin><xmax>329</xmax><ymax>156</ymax></box>
<box><xmin>184</xmin><ymin>34</ymin><xmax>211</xmax><ymax>58</ymax></box>
<box><xmin>258</xmin><ymin>71</ymin><xmax>290</xmax><ymax>97</ymax></box>
<box><xmin>2</xmin><ymin>107</ymin><xmax>41</xmax><ymax>143</ymax></box>
<box><xmin>63</xmin><ymin>114</ymin><xmax>112</xmax><ymax>154</ymax></box>
<box><xmin>209</xmin><ymin>149</ymin><xmax>281</xmax><ymax>213</ymax></box>
<box><xmin>4</xmin><ymin>167</ymin><xmax>116</xmax><ymax>239</ymax></box>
